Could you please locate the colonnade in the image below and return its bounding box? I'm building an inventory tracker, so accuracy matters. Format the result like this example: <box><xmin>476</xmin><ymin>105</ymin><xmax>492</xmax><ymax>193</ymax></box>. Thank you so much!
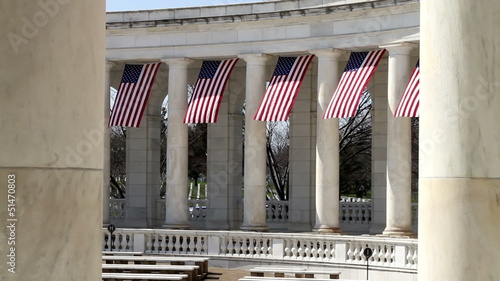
<box><xmin>105</xmin><ymin>46</ymin><xmax>417</xmax><ymax>236</ymax></box>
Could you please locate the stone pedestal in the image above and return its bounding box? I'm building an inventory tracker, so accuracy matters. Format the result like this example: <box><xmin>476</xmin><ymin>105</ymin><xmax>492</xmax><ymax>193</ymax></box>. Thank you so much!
<box><xmin>0</xmin><ymin>1</ymin><xmax>105</xmax><ymax>280</ymax></box>
<box><xmin>239</xmin><ymin>54</ymin><xmax>270</xmax><ymax>232</ymax></box>
<box><xmin>163</xmin><ymin>58</ymin><xmax>192</xmax><ymax>229</ymax></box>
<box><xmin>419</xmin><ymin>1</ymin><xmax>500</xmax><ymax>280</ymax></box>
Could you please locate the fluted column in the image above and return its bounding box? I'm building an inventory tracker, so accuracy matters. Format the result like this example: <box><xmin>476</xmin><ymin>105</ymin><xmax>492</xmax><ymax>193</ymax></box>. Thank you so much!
<box><xmin>239</xmin><ymin>54</ymin><xmax>270</xmax><ymax>231</ymax></box>
<box><xmin>381</xmin><ymin>43</ymin><xmax>415</xmax><ymax>237</ymax></box>
<box><xmin>310</xmin><ymin>49</ymin><xmax>346</xmax><ymax>233</ymax></box>
<box><xmin>103</xmin><ymin>61</ymin><xmax>115</xmax><ymax>226</ymax></box>
<box><xmin>163</xmin><ymin>58</ymin><xmax>192</xmax><ymax>229</ymax></box>
<box><xmin>0</xmin><ymin>1</ymin><xmax>104</xmax><ymax>280</ymax></box>
<box><xmin>419</xmin><ymin>1</ymin><xmax>500</xmax><ymax>280</ymax></box>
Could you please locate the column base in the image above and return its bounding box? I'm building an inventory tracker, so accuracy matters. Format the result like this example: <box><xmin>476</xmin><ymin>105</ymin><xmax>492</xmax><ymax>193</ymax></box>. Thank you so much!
<box><xmin>240</xmin><ymin>224</ymin><xmax>269</xmax><ymax>232</ymax></box>
<box><xmin>313</xmin><ymin>225</ymin><xmax>343</xmax><ymax>234</ymax></box>
<box><xmin>162</xmin><ymin>223</ymin><xmax>191</xmax><ymax>230</ymax></box>
<box><xmin>381</xmin><ymin>227</ymin><xmax>416</xmax><ymax>238</ymax></box>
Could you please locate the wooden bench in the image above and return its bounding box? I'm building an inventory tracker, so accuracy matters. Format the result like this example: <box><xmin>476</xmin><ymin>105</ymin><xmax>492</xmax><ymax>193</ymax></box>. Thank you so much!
<box><xmin>102</xmin><ymin>272</ymin><xmax>188</xmax><ymax>281</ymax></box>
<box><xmin>102</xmin><ymin>264</ymin><xmax>199</xmax><ymax>281</ymax></box>
<box><xmin>102</xmin><ymin>255</ymin><xmax>209</xmax><ymax>275</ymax></box>
<box><xmin>103</xmin><ymin>251</ymin><xmax>143</xmax><ymax>256</ymax></box>
<box><xmin>240</xmin><ymin>277</ymin><xmax>366</xmax><ymax>281</ymax></box>
<box><xmin>249</xmin><ymin>266</ymin><xmax>341</xmax><ymax>279</ymax></box>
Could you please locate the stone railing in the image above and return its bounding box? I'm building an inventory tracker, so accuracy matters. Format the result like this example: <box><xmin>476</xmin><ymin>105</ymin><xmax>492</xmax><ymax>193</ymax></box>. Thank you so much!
<box><xmin>112</xmin><ymin>198</ymin><xmax>418</xmax><ymax>232</ymax></box>
<box><xmin>102</xmin><ymin>229</ymin><xmax>418</xmax><ymax>271</ymax></box>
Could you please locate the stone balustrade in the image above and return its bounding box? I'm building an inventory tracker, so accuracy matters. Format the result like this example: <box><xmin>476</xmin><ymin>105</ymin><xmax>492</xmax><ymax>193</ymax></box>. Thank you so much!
<box><xmin>102</xmin><ymin>228</ymin><xmax>418</xmax><ymax>271</ymax></box>
<box><xmin>109</xmin><ymin>198</ymin><xmax>418</xmax><ymax>232</ymax></box>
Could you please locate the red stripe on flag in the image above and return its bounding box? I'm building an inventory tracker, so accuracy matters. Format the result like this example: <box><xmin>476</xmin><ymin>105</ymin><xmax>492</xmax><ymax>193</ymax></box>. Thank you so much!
<box><xmin>395</xmin><ymin>65</ymin><xmax>420</xmax><ymax>117</ymax></box>
<box><xmin>323</xmin><ymin>50</ymin><xmax>386</xmax><ymax>119</ymax></box>
<box><xmin>109</xmin><ymin>63</ymin><xmax>162</xmax><ymax>127</ymax></box>
<box><xmin>254</xmin><ymin>55</ymin><xmax>315</xmax><ymax>121</ymax></box>
<box><xmin>184</xmin><ymin>58</ymin><xmax>239</xmax><ymax>123</ymax></box>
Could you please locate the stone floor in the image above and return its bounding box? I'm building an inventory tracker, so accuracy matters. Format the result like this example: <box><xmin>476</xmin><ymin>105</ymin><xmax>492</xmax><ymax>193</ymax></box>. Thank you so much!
<box><xmin>205</xmin><ymin>267</ymin><xmax>250</xmax><ymax>281</ymax></box>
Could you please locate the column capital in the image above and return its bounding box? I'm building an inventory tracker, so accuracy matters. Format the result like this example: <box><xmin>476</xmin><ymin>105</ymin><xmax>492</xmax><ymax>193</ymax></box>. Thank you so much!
<box><xmin>379</xmin><ymin>42</ymin><xmax>417</xmax><ymax>55</ymax></box>
<box><xmin>161</xmin><ymin>57</ymin><xmax>193</xmax><ymax>68</ymax></box>
<box><xmin>105</xmin><ymin>60</ymin><xmax>117</xmax><ymax>71</ymax></box>
<box><xmin>238</xmin><ymin>53</ymin><xmax>272</xmax><ymax>64</ymax></box>
<box><xmin>309</xmin><ymin>48</ymin><xmax>349</xmax><ymax>60</ymax></box>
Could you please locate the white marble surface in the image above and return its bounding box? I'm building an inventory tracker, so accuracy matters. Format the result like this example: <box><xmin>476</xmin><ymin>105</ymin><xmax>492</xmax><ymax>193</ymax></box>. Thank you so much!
<box><xmin>0</xmin><ymin>1</ymin><xmax>105</xmax><ymax>280</ymax></box>
<box><xmin>240</xmin><ymin>54</ymin><xmax>270</xmax><ymax>231</ymax></box>
<box><xmin>382</xmin><ymin>44</ymin><xmax>414</xmax><ymax>236</ymax></box>
<box><xmin>311</xmin><ymin>49</ymin><xmax>346</xmax><ymax>232</ymax></box>
<box><xmin>163</xmin><ymin>59</ymin><xmax>192</xmax><ymax>229</ymax></box>
<box><xmin>419</xmin><ymin>0</ymin><xmax>500</xmax><ymax>279</ymax></box>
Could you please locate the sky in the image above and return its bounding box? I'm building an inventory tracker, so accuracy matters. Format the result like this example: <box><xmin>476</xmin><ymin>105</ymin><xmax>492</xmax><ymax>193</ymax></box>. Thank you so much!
<box><xmin>106</xmin><ymin>0</ymin><xmax>269</xmax><ymax>12</ymax></box>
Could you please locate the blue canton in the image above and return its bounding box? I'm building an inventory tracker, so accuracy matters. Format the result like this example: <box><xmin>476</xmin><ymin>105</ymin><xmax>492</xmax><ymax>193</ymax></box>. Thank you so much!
<box><xmin>344</xmin><ymin>52</ymin><xmax>369</xmax><ymax>72</ymax></box>
<box><xmin>273</xmin><ymin>57</ymin><xmax>297</xmax><ymax>76</ymax></box>
<box><xmin>121</xmin><ymin>64</ymin><xmax>144</xmax><ymax>83</ymax></box>
<box><xmin>199</xmin><ymin>61</ymin><xmax>221</xmax><ymax>79</ymax></box>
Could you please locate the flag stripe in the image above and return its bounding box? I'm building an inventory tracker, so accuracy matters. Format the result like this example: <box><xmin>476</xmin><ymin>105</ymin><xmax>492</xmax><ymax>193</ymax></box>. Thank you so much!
<box><xmin>184</xmin><ymin>58</ymin><xmax>239</xmax><ymax>123</ymax></box>
<box><xmin>323</xmin><ymin>50</ymin><xmax>386</xmax><ymax>118</ymax></box>
<box><xmin>395</xmin><ymin>62</ymin><xmax>420</xmax><ymax>117</ymax></box>
<box><xmin>109</xmin><ymin>63</ymin><xmax>161</xmax><ymax>127</ymax></box>
<box><xmin>254</xmin><ymin>55</ymin><xmax>315</xmax><ymax>121</ymax></box>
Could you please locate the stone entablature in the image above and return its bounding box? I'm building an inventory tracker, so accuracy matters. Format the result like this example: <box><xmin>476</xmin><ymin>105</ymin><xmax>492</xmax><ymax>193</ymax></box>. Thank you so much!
<box><xmin>107</xmin><ymin>0</ymin><xmax>419</xmax><ymax>28</ymax></box>
<box><xmin>106</xmin><ymin>0</ymin><xmax>420</xmax><ymax>61</ymax></box>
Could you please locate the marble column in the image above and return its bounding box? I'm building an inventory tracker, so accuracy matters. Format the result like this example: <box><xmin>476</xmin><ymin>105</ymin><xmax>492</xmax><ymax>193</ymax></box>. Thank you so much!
<box><xmin>419</xmin><ymin>1</ymin><xmax>500</xmax><ymax>280</ymax></box>
<box><xmin>103</xmin><ymin>61</ymin><xmax>115</xmax><ymax>226</ymax></box>
<box><xmin>239</xmin><ymin>54</ymin><xmax>270</xmax><ymax>231</ymax></box>
<box><xmin>0</xmin><ymin>1</ymin><xmax>104</xmax><ymax>280</ymax></box>
<box><xmin>163</xmin><ymin>58</ymin><xmax>192</xmax><ymax>229</ymax></box>
<box><xmin>310</xmin><ymin>49</ymin><xmax>346</xmax><ymax>233</ymax></box>
<box><xmin>381</xmin><ymin>43</ymin><xmax>415</xmax><ymax>237</ymax></box>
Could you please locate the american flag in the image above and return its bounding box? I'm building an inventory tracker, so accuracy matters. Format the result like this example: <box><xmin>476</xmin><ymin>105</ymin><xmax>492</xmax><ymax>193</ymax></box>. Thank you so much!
<box><xmin>184</xmin><ymin>59</ymin><xmax>239</xmax><ymax>123</ymax></box>
<box><xmin>109</xmin><ymin>63</ymin><xmax>161</xmax><ymax>127</ymax></box>
<box><xmin>323</xmin><ymin>50</ymin><xmax>386</xmax><ymax>118</ymax></box>
<box><xmin>395</xmin><ymin>61</ymin><xmax>420</xmax><ymax>117</ymax></box>
<box><xmin>254</xmin><ymin>55</ymin><xmax>315</xmax><ymax>121</ymax></box>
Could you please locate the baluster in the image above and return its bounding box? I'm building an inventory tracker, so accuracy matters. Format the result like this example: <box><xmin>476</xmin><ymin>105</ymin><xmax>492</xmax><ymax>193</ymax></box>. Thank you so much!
<box><xmin>317</xmin><ymin>242</ymin><xmax>325</xmax><ymax>260</ymax></box>
<box><xmin>166</xmin><ymin>235</ymin><xmax>173</xmax><ymax>253</ymax></box>
<box><xmin>244</xmin><ymin>238</ymin><xmax>251</xmax><ymax>256</ymax></box>
<box><xmin>235</xmin><ymin>238</ymin><xmax>243</xmax><ymax>256</ymax></box>
<box><xmin>322</xmin><ymin>242</ymin><xmax>329</xmax><ymax>261</ymax></box>
<box><xmin>352</xmin><ymin>242</ymin><xmax>360</xmax><ymax>263</ymax></box>
<box><xmin>307</xmin><ymin>241</ymin><xmax>314</xmax><ymax>260</ymax></box>
<box><xmin>103</xmin><ymin>234</ymin><xmax>109</xmax><ymax>251</ymax></box>
<box><xmin>291</xmin><ymin>239</ymin><xmax>298</xmax><ymax>259</ymax></box>
<box><xmin>346</xmin><ymin>242</ymin><xmax>354</xmax><ymax>262</ymax></box>
<box><xmin>220</xmin><ymin>237</ymin><xmax>227</xmax><ymax>255</ymax></box>
<box><xmin>251</xmin><ymin>239</ymin><xmax>258</xmax><ymax>257</ymax></box>
<box><xmin>297</xmin><ymin>240</ymin><xmax>304</xmax><ymax>260</ymax></box>
<box><xmin>227</xmin><ymin>238</ymin><xmax>235</xmax><ymax>256</ymax></box>
<box><xmin>357</xmin><ymin>205</ymin><xmax>364</xmax><ymax>223</ymax></box>
<box><xmin>152</xmin><ymin>234</ymin><xmax>160</xmax><ymax>253</ymax></box>
<box><xmin>390</xmin><ymin>245</ymin><xmax>396</xmax><ymax>264</ymax></box>
<box><xmin>284</xmin><ymin>239</ymin><xmax>291</xmax><ymax>258</ymax></box>
<box><xmin>267</xmin><ymin>238</ymin><xmax>272</xmax><ymax>256</ymax></box>
<box><xmin>191</xmin><ymin>235</ymin><xmax>197</xmax><ymax>253</ymax></box>
<box><xmin>158</xmin><ymin>234</ymin><xmax>166</xmax><ymax>253</ymax></box>
<box><xmin>181</xmin><ymin>235</ymin><xmax>188</xmax><ymax>254</ymax></box>
<box><xmin>240</xmin><ymin>238</ymin><xmax>248</xmax><ymax>257</ymax></box>
<box><xmin>173</xmin><ymin>235</ymin><xmax>181</xmax><ymax>253</ymax></box>
<box><xmin>378</xmin><ymin>245</ymin><xmax>386</xmax><ymax>265</ymax></box>
<box><xmin>145</xmin><ymin>234</ymin><xmax>153</xmax><ymax>253</ymax></box>
<box><xmin>385</xmin><ymin>245</ymin><xmax>392</xmax><ymax>265</ymax></box>
<box><xmin>412</xmin><ymin>247</ymin><xmax>418</xmax><ymax>268</ymax></box>
<box><xmin>120</xmin><ymin>233</ymin><xmax>129</xmax><ymax>252</ymax></box>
